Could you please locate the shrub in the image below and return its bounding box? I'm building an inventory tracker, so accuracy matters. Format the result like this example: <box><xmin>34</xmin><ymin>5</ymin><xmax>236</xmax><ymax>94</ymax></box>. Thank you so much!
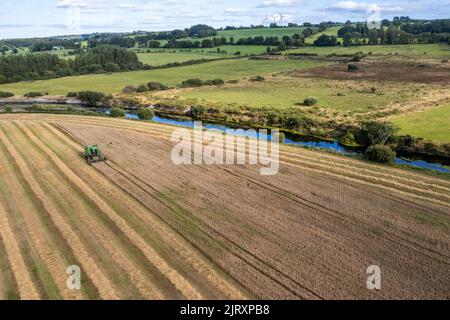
<box><xmin>227</xmin><ymin>79</ymin><xmax>239</xmax><ymax>84</ymax></box>
<box><xmin>0</xmin><ymin>74</ymin><xmax>8</xmax><ymax>84</ymax></box>
<box><xmin>348</xmin><ymin>64</ymin><xmax>359</xmax><ymax>72</ymax></box>
<box><xmin>147</xmin><ymin>82</ymin><xmax>168</xmax><ymax>91</ymax></box>
<box><xmin>104</xmin><ymin>62</ymin><xmax>121</xmax><ymax>72</ymax></box>
<box><xmin>181</xmin><ymin>78</ymin><xmax>204</xmax><ymax>88</ymax></box>
<box><xmin>363</xmin><ymin>121</ymin><xmax>398</xmax><ymax>146</ymax></box>
<box><xmin>250</xmin><ymin>75</ymin><xmax>265</xmax><ymax>82</ymax></box>
<box><xmin>0</xmin><ymin>91</ymin><xmax>14</xmax><ymax>98</ymax></box>
<box><xmin>110</xmin><ymin>107</ymin><xmax>126</xmax><ymax>118</ymax></box>
<box><xmin>78</xmin><ymin>91</ymin><xmax>106</xmax><ymax>107</ymax></box>
<box><xmin>137</xmin><ymin>108</ymin><xmax>155</xmax><ymax>120</ymax></box>
<box><xmin>5</xmin><ymin>106</ymin><xmax>13</xmax><ymax>113</ymax></box>
<box><xmin>66</xmin><ymin>92</ymin><xmax>78</xmax><ymax>98</ymax></box>
<box><xmin>303</xmin><ymin>98</ymin><xmax>318</xmax><ymax>106</ymax></box>
<box><xmin>340</xmin><ymin>132</ymin><xmax>356</xmax><ymax>145</ymax></box>
<box><xmin>205</xmin><ymin>79</ymin><xmax>224</xmax><ymax>86</ymax></box>
<box><xmin>24</xmin><ymin>92</ymin><xmax>44</xmax><ymax>98</ymax></box>
<box><xmin>122</xmin><ymin>85</ymin><xmax>138</xmax><ymax>94</ymax></box>
<box><xmin>191</xmin><ymin>105</ymin><xmax>207</xmax><ymax>118</ymax></box>
<box><xmin>364</xmin><ymin>145</ymin><xmax>396</xmax><ymax>164</ymax></box>
<box><xmin>136</xmin><ymin>84</ymin><xmax>149</xmax><ymax>92</ymax></box>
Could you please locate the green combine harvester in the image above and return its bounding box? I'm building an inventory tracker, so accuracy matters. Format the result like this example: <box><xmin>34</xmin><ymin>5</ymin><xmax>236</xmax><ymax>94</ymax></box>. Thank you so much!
<box><xmin>84</xmin><ymin>145</ymin><xmax>107</xmax><ymax>165</ymax></box>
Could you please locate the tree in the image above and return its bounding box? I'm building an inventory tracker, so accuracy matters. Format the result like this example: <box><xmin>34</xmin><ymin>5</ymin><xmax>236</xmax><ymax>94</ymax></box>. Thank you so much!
<box><xmin>313</xmin><ymin>35</ymin><xmax>338</xmax><ymax>46</ymax></box>
<box><xmin>110</xmin><ymin>107</ymin><xmax>126</xmax><ymax>118</ymax></box>
<box><xmin>78</xmin><ymin>91</ymin><xmax>106</xmax><ymax>107</ymax></box>
<box><xmin>368</xmin><ymin>30</ymin><xmax>379</xmax><ymax>45</ymax></box>
<box><xmin>201</xmin><ymin>39</ymin><xmax>214</xmax><ymax>48</ymax></box>
<box><xmin>186</xmin><ymin>25</ymin><xmax>217</xmax><ymax>38</ymax></box>
<box><xmin>363</xmin><ymin>121</ymin><xmax>398</xmax><ymax>145</ymax></box>
<box><xmin>364</xmin><ymin>145</ymin><xmax>396</xmax><ymax>164</ymax></box>
<box><xmin>338</xmin><ymin>25</ymin><xmax>356</xmax><ymax>38</ymax></box>
<box><xmin>137</xmin><ymin>108</ymin><xmax>155</xmax><ymax>120</ymax></box>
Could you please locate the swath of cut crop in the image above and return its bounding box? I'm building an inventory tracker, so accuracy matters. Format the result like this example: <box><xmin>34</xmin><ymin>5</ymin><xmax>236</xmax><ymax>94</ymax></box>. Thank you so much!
<box><xmin>0</xmin><ymin>200</ymin><xmax>39</xmax><ymax>300</ymax></box>
<box><xmin>0</xmin><ymin>148</ymin><xmax>83</xmax><ymax>300</ymax></box>
<box><xmin>16</xmin><ymin>121</ymin><xmax>203</xmax><ymax>300</ymax></box>
<box><xmin>44</xmin><ymin>122</ymin><xmax>250</xmax><ymax>300</ymax></box>
<box><xmin>8</xmin><ymin>122</ymin><xmax>164</xmax><ymax>300</ymax></box>
<box><xmin>0</xmin><ymin>126</ymin><xmax>119</xmax><ymax>300</ymax></box>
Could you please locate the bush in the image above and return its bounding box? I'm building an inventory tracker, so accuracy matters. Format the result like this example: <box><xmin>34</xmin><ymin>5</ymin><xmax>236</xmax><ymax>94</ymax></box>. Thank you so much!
<box><xmin>364</xmin><ymin>145</ymin><xmax>396</xmax><ymax>164</ymax></box>
<box><xmin>104</xmin><ymin>62</ymin><xmax>121</xmax><ymax>72</ymax></box>
<box><xmin>204</xmin><ymin>79</ymin><xmax>224</xmax><ymax>86</ymax></box>
<box><xmin>181</xmin><ymin>78</ymin><xmax>204</xmax><ymax>88</ymax></box>
<box><xmin>66</xmin><ymin>92</ymin><xmax>78</xmax><ymax>98</ymax></box>
<box><xmin>4</xmin><ymin>106</ymin><xmax>13</xmax><ymax>113</ymax></box>
<box><xmin>0</xmin><ymin>74</ymin><xmax>8</xmax><ymax>84</ymax></box>
<box><xmin>24</xmin><ymin>92</ymin><xmax>44</xmax><ymax>98</ymax></box>
<box><xmin>0</xmin><ymin>91</ymin><xmax>14</xmax><ymax>98</ymax></box>
<box><xmin>136</xmin><ymin>84</ymin><xmax>149</xmax><ymax>92</ymax></box>
<box><xmin>250</xmin><ymin>75</ymin><xmax>265</xmax><ymax>82</ymax></box>
<box><xmin>340</xmin><ymin>132</ymin><xmax>356</xmax><ymax>145</ymax></box>
<box><xmin>191</xmin><ymin>105</ymin><xmax>207</xmax><ymax>118</ymax></box>
<box><xmin>78</xmin><ymin>91</ymin><xmax>106</xmax><ymax>107</ymax></box>
<box><xmin>122</xmin><ymin>85</ymin><xmax>138</xmax><ymax>94</ymax></box>
<box><xmin>303</xmin><ymin>98</ymin><xmax>318</xmax><ymax>106</ymax></box>
<box><xmin>363</xmin><ymin>121</ymin><xmax>398</xmax><ymax>146</ymax></box>
<box><xmin>137</xmin><ymin>108</ymin><xmax>155</xmax><ymax>120</ymax></box>
<box><xmin>348</xmin><ymin>64</ymin><xmax>359</xmax><ymax>72</ymax></box>
<box><xmin>147</xmin><ymin>82</ymin><xmax>168</xmax><ymax>91</ymax></box>
<box><xmin>110</xmin><ymin>107</ymin><xmax>125</xmax><ymax>118</ymax></box>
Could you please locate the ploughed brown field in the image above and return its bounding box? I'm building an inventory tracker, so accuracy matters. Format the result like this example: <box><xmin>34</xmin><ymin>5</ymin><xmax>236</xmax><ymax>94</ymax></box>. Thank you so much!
<box><xmin>0</xmin><ymin>114</ymin><xmax>449</xmax><ymax>300</ymax></box>
<box><xmin>291</xmin><ymin>60</ymin><xmax>450</xmax><ymax>84</ymax></box>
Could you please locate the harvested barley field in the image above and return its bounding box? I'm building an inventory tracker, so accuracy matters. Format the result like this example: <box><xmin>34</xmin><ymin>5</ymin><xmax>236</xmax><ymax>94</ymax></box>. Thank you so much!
<box><xmin>0</xmin><ymin>114</ymin><xmax>449</xmax><ymax>300</ymax></box>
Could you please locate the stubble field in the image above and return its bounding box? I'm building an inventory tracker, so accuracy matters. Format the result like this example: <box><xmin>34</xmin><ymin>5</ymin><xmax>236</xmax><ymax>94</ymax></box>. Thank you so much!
<box><xmin>0</xmin><ymin>114</ymin><xmax>449</xmax><ymax>300</ymax></box>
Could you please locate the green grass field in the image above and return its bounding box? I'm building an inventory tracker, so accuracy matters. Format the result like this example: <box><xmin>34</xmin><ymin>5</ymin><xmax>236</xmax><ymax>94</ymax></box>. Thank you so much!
<box><xmin>136</xmin><ymin>45</ymin><xmax>275</xmax><ymax>57</ymax></box>
<box><xmin>0</xmin><ymin>58</ymin><xmax>323</xmax><ymax>95</ymax></box>
<box><xmin>163</xmin><ymin>77</ymin><xmax>415</xmax><ymax>113</ymax></box>
<box><xmin>137</xmin><ymin>52</ymin><xmax>224</xmax><ymax>66</ymax></box>
<box><xmin>216</xmin><ymin>27</ymin><xmax>307</xmax><ymax>40</ymax></box>
<box><xmin>392</xmin><ymin>104</ymin><xmax>450</xmax><ymax>143</ymax></box>
<box><xmin>305</xmin><ymin>26</ymin><xmax>341</xmax><ymax>44</ymax></box>
<box><xmin>286</xmin><ymin>43</ymin><xmax>450</xmax><ymax>57</ymax></box>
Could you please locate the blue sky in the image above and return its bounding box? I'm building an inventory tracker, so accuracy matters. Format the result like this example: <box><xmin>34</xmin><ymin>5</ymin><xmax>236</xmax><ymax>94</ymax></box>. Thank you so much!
<box><xmin>0</xmin><ymin>0</ymin><xmax>449</xmax><ymax>39</ymax></box>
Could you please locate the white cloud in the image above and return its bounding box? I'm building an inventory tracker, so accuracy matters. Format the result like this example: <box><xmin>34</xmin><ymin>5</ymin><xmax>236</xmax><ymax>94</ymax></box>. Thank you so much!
<box><xmin>258</xmin><ymin>0</ymin><xmax>303</xmax><ymax>8</ymax></box>
<box><xmin>329</xmin><ymin>1</ymin><xmax>404</xmax><ymax>13</ymax></box>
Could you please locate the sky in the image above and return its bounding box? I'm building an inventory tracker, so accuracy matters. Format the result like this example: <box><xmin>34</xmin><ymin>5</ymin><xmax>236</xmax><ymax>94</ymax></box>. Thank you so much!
<box><xmin>0</xmin><ymin>0</ymin><xmax>449</xmax><ymax>39</ymax></box>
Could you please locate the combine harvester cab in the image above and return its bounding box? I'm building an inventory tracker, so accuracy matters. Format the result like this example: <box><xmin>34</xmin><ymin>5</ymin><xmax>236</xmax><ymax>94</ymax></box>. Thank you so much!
<box><xmin>84</xmin><ymin>145</ymin><xmax>107</xmax><ymax>165</ymax></box>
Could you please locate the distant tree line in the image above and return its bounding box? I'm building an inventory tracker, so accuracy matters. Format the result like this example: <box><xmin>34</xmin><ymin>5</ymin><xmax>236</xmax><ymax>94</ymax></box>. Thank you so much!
<box><xmin>314</xmin><ymin>18</ymin><xmax>450</xmax><ymax>47</ymax></box>
<box><xmin>0</xmin><ymin>45</ymin><xmax>142</xmax><ymax>83</ymax></box>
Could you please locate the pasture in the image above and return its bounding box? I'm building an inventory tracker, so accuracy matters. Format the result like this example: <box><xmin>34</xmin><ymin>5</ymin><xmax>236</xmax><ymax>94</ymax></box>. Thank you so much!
<box><xmin>392</xmin><ymin>104</ymin><xmax>450</xmax><ymax>143</ymax></box>
<box><xmin>159</xmin><ymin>77</ymin><xmax>425</xmax><ymax>113</ymax></box>
<box><xmin>0</xmin><ymin>58</ymin><xmax>324</xmax><ymax>95</ymax></box>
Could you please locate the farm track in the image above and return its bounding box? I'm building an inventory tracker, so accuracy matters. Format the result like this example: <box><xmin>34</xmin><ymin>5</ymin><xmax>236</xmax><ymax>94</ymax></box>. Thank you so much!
<box><xmin>0</xmin><ymin>114</ymin><xmax>449</xmax><ymax>299</ymax></box>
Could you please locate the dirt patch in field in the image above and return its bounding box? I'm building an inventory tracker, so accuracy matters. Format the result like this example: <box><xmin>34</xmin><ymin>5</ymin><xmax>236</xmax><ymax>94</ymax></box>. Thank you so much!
<box><xmin>290</xmin><ymin>60</ymin><xmax>450</xmax><ymax>84</ymax></box>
